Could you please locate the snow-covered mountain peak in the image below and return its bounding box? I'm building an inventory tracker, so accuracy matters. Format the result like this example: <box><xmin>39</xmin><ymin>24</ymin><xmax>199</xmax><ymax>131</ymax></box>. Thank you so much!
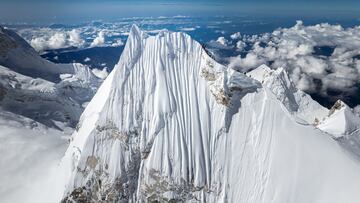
<box><xmin>247</xmin><ymin>64</ymin><xmax>328</xmax><ymax>124</ymax></box>
<box><xmin>57</xmin><ymin>26</ymin><xmax>360</xmax><ymax>203</ymax></box>
<box><xmin>317</xmin><ymin>100</ymin><xmax>360</xmax><ymax>137</ymax></box>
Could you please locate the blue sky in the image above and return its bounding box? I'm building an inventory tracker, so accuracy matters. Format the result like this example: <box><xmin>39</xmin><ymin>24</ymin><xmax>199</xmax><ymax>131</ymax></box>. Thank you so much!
<box><xmin>0</xmin><ymin>0</ymin><xmax>359</xmax><ymax>23</ymax></box>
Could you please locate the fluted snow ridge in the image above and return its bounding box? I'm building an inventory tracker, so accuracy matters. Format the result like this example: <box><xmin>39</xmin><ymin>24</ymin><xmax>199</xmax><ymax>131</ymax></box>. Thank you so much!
<box><xmin>58</xmin><ymin>25</ymin><xmax>360</xmax><ymax>203</ymax></box>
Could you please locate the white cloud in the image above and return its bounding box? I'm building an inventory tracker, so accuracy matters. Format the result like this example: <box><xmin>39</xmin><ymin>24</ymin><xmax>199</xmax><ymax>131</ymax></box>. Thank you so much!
<box><xmin>90</xmin><ymin>31</ymin><xmax>105</xmax><ymax>47</ymax></box>
<box><xmin>173</xmin><ymin>15</ymin><xmax>188</xmax><ymax>18</ymax></box>
<box><xmin>225</xmin><ymin>22</ymin><xmax>360</xmax><ymax>103</ymax></box>
<box><xmin>216</xmin><ymin>36</ymin><xmax>229</xmax><ymax>46</ymax></box>
<box><xmin>179</xmin><ymin>27</ymin><xmax>196</xmax><ymax>32</ymax></box>
<box><xmin>31</xmin><ymin>33</ymin><xmax>66</xmax><ymax>51</ymax></box>
<box><xmin>228</xmin><ymin>53</ymin><xmax>265</xmax><ymax>72</ymax></box>
<box><xmin>230</xmin><ymin>32</ymin><xmax>241</xmax><ymax>40</ymax></box>
<box><xmin>236</xmin><ymin>41</ymin><xmax>246</xmax><ymax>51</ymax></box>
<box><xmin>296</xmin><ymin>56</ymin><xmax>327</xmax><ymax>76</ymax></box>
<box><xmin>215</xmin><ymin>30</ymin><xmax>226</xmax><ymax>34</ymax></box>
<box><xmin>68</xmin><ymin>29</ymin><xmax>85</xmax><ymax>46</ymax></box>
<box><xmin>111</xmin><ymin>39</ymin><xmax>124</xmax><ymax>47</ymax></box>
<box><xmin>30</xmin><ymin>29</ymin><xmax>85</xmax><ymax>52</ymax></box>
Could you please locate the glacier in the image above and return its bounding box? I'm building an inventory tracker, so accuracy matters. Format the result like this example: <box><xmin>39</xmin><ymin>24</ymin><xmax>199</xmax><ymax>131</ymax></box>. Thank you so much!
<box><xmin>54</xmin><ymin>25</ymin><xmax>360</xmax><ymax>203</ymax></box>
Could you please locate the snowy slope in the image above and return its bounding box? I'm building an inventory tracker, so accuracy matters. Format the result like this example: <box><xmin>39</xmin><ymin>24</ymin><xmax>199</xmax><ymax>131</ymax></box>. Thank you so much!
<box><xmin>247</xmin><ymin>65</ymin><xmax>360</xmax><ymax>160</ymax></box>
<box><xmin>317</xmin><ymin>100</ymin><xmax>360</xmax><ymax>137</ymax></box>
<box><xmin>315</xmin><ymin>100</ymin><xmax>360</xmax><ymax>159</ymax></box>
<box><xmin>0</xmin><ymin>27</ymin><xmax>102</xmax><ymax>129</ymax></box>
<box><xmin>0</xmin><ymin>64</ymin><xmax>100</xmax><ymax>129</ymax></box>
<box><xmin>247</xmin><ymin>64</ymin><xmax>328</xmax><ymax>124</ymax></box>
<box><xmin>56</xmin><ymin>25</ymin><xmax>360</xmax><ymax>203</ymax></box>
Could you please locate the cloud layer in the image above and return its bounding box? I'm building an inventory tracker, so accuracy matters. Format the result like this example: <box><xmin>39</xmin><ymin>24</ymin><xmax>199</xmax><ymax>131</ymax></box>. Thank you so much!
<box><xmin>227</xmin><ymin>21</ymin><xmax>360</xmax><ymax>106</ymax></box>
<box><xmin>90</xmin><ymin>31</ymin><xmax>106</xmax><ymax>47</ymax></box>
<box><xmin>30</xmin><ymin>29</ymin><xmax>85</xmax><ymax>52</ymax></box>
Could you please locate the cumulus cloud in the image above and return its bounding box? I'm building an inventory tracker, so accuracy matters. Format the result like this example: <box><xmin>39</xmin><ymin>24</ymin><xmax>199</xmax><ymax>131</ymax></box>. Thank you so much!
<box><xmin>90</xmin><ymin>31</ymin><xmax>106</xmax><ymax>47</ymax></box>
<box><xmin>84</xmin><ymin>57</ymin><xmax>91</xmax><ymax>62</ymax></box>
<box><xmin>228</xmin><ymin>53</ymin><xmax>266</xmax><ymax>72</ymax></box>
<box><xmin>230</xmin><ymin>32</ymin><xmax>241</xmax><ymax>40</ymax></box>
<box><xmin>30</xmin><ymin>29</ymin><xmax>85</xmax><ymax>52</ymax></box>
<box><xmin>111</xmin><ymin>39</ymin><xmax>124</xmax><ymax>47</ymax></box>
<box><xmin>206</xmin><ymin>36</ymin><xmax>234</xmax><ymax>51</ymax></box>
<box><xmin>236</xmin><ymin>41</ymin><xmax>246</xmax><ymax>51</ymax></box>
<box><xmin>226</xmin><ymin>21</ymin><xmax>360</xmax><ymax>106</ymax></box>
<box><xmin>68</xmin><ymin>29</ymin><xmax>84</xmax><ymax>45</ymax></box>
<box><xmin>216</xmin><ymin>36</ymin><xmax>229</xmax><ymax>46</ymax></box>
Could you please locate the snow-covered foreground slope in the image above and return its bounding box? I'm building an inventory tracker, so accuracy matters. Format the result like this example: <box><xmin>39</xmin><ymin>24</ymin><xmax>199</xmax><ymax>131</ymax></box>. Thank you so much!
<box><xmin>56</xmin><ymin>25</ymin><xmax>360</xmax><ymax>202</ymax></box>
<box><xmin>0</xmin><ymin>110</ymin><xmax>69</xmax><ymax>203</ymax></box>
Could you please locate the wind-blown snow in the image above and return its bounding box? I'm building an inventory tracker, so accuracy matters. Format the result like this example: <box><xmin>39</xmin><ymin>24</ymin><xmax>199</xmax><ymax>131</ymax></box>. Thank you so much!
<box><xmin>56</xmin><ymin>25</ymin><xmax>360</xmax><ymax>203</ymax></box>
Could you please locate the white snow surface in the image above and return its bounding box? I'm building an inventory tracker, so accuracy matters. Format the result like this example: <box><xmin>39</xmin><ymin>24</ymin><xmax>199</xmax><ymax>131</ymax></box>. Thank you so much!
<box><xmin>247</xmin><ymin>64</ymin><xmax>328</xmax><ymax>124</ymax></box>
<box><xmin>56</xmin><ymin>25</ymin><xmax>360</xmax><ymax>202</ymax></box>
<box><xmin>318</xmin><ymin>100</ymin><xmax>360</xmax><ymax>137</ymax></box>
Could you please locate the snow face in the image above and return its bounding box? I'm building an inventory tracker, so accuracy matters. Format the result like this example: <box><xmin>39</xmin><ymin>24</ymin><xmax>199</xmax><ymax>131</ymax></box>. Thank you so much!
<box><xmin>57</xmin><ymin>25</ymin><xmax>360</xmax><ymax>202</ymax></box>
<box><xmin>318</xmin><ymin>100</ymin><xmax>360</xmax><ymax>137</ymax></box>
<box><xmin>315</xmin><ymin>100</ymin><xmax>360</xmax><ymax>159</ymax></box>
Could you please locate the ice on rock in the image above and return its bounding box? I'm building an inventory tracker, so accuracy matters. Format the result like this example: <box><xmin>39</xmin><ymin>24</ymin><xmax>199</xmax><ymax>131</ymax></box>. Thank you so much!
<box><xmin>57</xmin><ymin>25</ymin><xmax>360</xmax><ymax>203</ymax></box>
